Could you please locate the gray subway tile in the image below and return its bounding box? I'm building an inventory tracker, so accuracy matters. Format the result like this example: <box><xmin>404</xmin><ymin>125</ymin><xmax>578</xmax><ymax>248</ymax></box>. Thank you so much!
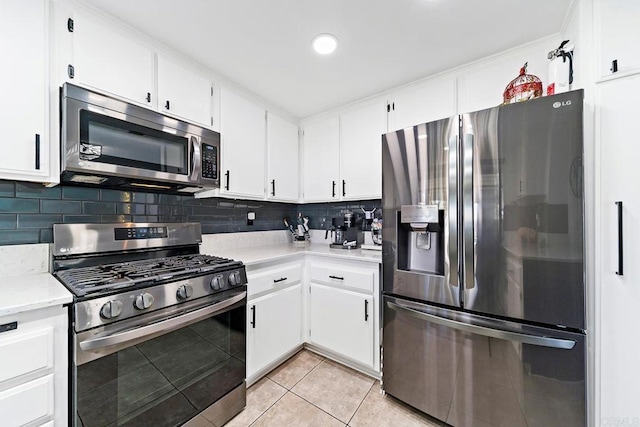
<box><xmin>16</xmin><ymin>183</ymin><xmax>61</xmax><ymax>199</ymax></box>
<box><xmin>18</xmin><ymin>214</ymin><xmax>63</xmax><ymax>229</ymax></box>
<box><xmin>0</xmin><ymin>230</ymin><xmax>40</xmax><ymax>245</ymax></box>
<box><xmin>0</xmin><ymin>181</ymin><xmax>15</xmax><ymax>197</ymax></box>
<box><xmin>117</xmin><ymin>203</ymin><xmax>146</xmax><ymax>215</ymax></box>
<box><xmin>131</xmin><ymin>192</ymin><xmax>158</xmax><ymax>204</ymax></box>
<box><xmin>101</xmin><ymin>189</ymin><xmax>132</xmax><ymax>202</ymax></box>
<box><xmin>62</xmin><ymin>215</ymin><xmax>102</xmax><ymax>224</ymax></box>
<box><xmin>101</xmin><ymin>215</ymin><xmax>132</xmax><ymax>223</ymax></box>
<box><xmin>40</xmin><ymin>228</ymin><xmax>53</xmax><ymax>243</ymax></box>
<box><xmin>0</xmin><ymin>214</ymin><xmax>17</xmax><ymax>229</ymax></box>
<box><xmin>62</xmin><ymin>186</ymin><xmax>101</xmax><ymax>201</ymax></box>
<box><xmin>83</xmin><ymin>201</ymin><xmax>116</xmax><ymax>215</ymax></box>
<box><xmin>40</xmin><ymin>200</ymin><xmax>82</xmax><ymax>214</ymax></box>
<box><xmin>0</xmin><ymin>197</ymin><xmax>40</xmax><ymax>213</ymax></box>
<box><xmin>146</xmin><ymin>205</ymin><xmax>159</xmax><ymax>215</ymax></box>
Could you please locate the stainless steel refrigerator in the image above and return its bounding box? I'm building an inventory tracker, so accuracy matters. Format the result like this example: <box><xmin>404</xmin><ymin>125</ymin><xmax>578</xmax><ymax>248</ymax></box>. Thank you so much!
<box><xmin>381</xmin><ymin>90</ymin><xmax>585</xmax><ymax>427</ymax></box>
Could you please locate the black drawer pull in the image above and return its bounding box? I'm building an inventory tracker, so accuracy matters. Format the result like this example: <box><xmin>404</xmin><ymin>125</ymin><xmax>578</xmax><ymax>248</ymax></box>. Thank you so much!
<box><xmin>342</xmin><ymin>179</ymin><xmax>346</xmax><ymax>197</ymax></box>
<box><xmin>250</xmin><ymin>305</ymin><xmax>256</xmax><ymax>329</ymax></box>
<box><xmin>329</xmin><ymin>275</ymin><xmax>344</xmax><ymax>280</ymax></box>
<box><xmin>271</xmin><ymin>179</ymin><xmax>276</xmax><ymax>196</ymax></box>
<box><xmin>146</xmin><ymin>92</ymin><xmax>151</xmax><ymax>103</ymax></box>
<box><xmin>332</xmin><ymin>181</ymin><xmax>336</xmax><ymax>198</ymax></box>
<box><xmin>165</xmin><ymin>100</ymin><xmax>170</xmax><ymax>110</ymax></box>
<box><xmin>273</xmin><ymin>277</ymin><xmax>287</xmax><ymax>283</ymax></box>
<box><xmin>225</xmin><ymin>170</ymin><xmax>230</xmax><ymax>191</ymax></box>
<box><xmin>35</xmin><ymin>134</ymin><xmax>40</xmax><ymax>170</ymax></box>
<box><xmin>616</xmin><ymin>201</ymin><xmax>623</xmax><ymax>276</ymax></box>
<box><xmin>0</xmin><ymin>322</ymin><xmax>18</xmax><ymax>334</ymax></box>
<box><xmin>364</xmin><ymin>300</ymin><xmax>369</xmax><ymax>321</ymax></box>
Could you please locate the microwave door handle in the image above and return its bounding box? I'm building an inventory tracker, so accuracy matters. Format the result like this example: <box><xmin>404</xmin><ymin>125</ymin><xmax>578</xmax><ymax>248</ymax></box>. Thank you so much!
<box><xmin>190</xmin><ymin>136</ymin><xmax>202</xmax><ymax>181</ymax></box>
<box><xmin>78</xmin><ymin>291</ymin><xmax>246</xmax><ymax>352</ymax></box>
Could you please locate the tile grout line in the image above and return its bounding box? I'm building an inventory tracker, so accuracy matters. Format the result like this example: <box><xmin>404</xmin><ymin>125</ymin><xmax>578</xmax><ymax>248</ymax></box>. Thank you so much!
<box><xmin>288</xmin><ymin>389</ymin><xmax>350</xmax><ymax>426</ymax></box>
<box><xmin>247</xmin><ymin>378</ymin><xmax>290</xmax><ymax>427</ymax></box>
<box><xmin>268</xmin><ymin>353</ymin><xmax>326</xmax><ymax>391</ymax></box>
<box><xmin>345</xmin><ymin>380</ymin><xmax>376</xmax><ymax>426</ymax></box>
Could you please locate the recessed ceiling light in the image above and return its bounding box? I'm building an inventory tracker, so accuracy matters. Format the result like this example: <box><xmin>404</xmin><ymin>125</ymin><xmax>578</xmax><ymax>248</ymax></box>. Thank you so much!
<box><xmin>312</xmin><ymin>34</ymin><xmax>338</xmax><ymax>55</ymax></box>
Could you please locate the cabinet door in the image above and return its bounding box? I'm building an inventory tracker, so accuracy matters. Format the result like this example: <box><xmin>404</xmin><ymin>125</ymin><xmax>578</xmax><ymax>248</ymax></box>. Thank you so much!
<box><xmin>73</xmin><ymin>12</ymin><xmax>154</xmax><ymax>107</ymax></box>
<box><xmin>0</xmin><ymin>0</ymin><xmax>51</xmax><ymax>182</ymax></box>
<box><xmin>267</xmin><ymin>112</ymin><xmax>299</xmax><ymax>201</ymax></box>
<box><xmin>302</xmin><ymin>117</ymin><xmax>340</xmax><ymax>202</ymax></box>
<box><xmin>247</xmin><ymin>284</ymin><xmax>302</xmax><ymax>379</ymax></box>
<box><xmin>220</xmin><ymin>87</ymin><xmax>266</xmax><ymax>198</ymax></box>
<box><xmin>308</xmin><ymin>283</ymin><xmax>373</xmax><ymax>368</ymax></box>
<box><xmin>157</xmin><ymin>54</ymin><xmax>213</xmax><ymax>127</ymax></box>
<box><xmin>596</xmin><ymin>0</ymin><xmax>640</xmax><ymax>77</ymax></box>
<box><xmin>340</xmin><ymin>102</ymin><xmax>387</xmax><ymax>200</ymax></box>
<box><xmin>389</xmin><ymin>78</ymin><xmax>456</xmax><ymax>131</ymax></box>
<box><xmin>598</xmin><ymin>75</ymin><xmax>640</xmax><ymax>421</ymax></box>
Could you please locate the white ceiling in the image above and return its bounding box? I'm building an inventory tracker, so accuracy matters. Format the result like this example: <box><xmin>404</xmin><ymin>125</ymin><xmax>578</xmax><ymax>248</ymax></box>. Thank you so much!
<box><xmin>82</xmin><ymin>0</ymin><xmax>574</xmax><ymax>119</ymax></box>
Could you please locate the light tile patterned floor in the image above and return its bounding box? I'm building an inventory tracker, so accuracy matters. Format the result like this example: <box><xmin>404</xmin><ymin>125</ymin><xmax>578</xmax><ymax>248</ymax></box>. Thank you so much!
<box><xmin>204</xmin><ymin>349</ymin><xmax>445</xmax><ymax>426</ymax></box>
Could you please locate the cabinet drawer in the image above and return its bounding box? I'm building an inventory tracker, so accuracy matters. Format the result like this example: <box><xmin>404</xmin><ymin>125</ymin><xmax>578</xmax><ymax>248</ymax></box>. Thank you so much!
<box><xmin>0</xmin><ymin>327</ymin><xmax>53</xmax><ymax>384</ymax></box>
<box><xmin>0</xmin><ymin>374</ymin><xmax>54</xmax><ymax>426</ymax></box>
<box><xmin>247</xmin><ymin>263</ymin><xmax>302</xmax><ymax>297</ymax></box>
<box><xmin>309</xmin><ymin>264</ymin><xmax>374</xmax><ymax>292</ymax></box>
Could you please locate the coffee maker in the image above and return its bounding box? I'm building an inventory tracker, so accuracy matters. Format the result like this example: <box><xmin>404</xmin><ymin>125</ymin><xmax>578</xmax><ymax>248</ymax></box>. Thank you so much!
<box><xmin>326</xmin><ymin>212</ymin><xmax>364</xmax><ymax>249</ymax></box>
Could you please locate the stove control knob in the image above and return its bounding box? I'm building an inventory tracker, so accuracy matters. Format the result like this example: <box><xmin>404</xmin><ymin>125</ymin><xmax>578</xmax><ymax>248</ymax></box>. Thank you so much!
<box><xmin>229</xmin><ymin>271</ymin><xmax>242</xmax><ymax>286</ymax></box>
<box><xmin>134</xmin><ymin>292</ymin><xmax>154</xmax><ymax>310</ymax></box>
<box><xmin>210</xmin><ymin>275</ymin><xmax>224</xmax><ymax>290</ymax></box>
<box><xmin>176</xmin><ymin>284</ymin><xmax>193</xmax><ymax>300</ymax></box>
<box><xmin>100</xmin><ymin>300</ymin><xmax>124</xmax><ymax>319</ymax></box>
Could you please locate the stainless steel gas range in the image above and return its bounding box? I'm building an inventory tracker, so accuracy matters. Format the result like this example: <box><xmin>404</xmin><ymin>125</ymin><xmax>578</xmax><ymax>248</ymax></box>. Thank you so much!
<box><xmin>52</xmin><ymin>222</ymin><xmax>247</xmax><ymax>427</ymax></box>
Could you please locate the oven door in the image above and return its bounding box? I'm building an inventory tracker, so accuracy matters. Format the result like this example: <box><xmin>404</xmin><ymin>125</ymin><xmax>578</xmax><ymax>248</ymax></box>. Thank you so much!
<box><xmin>72</xmin><ymin>289</ymin><xmax>246</xmax><ymax>427</ymax></box>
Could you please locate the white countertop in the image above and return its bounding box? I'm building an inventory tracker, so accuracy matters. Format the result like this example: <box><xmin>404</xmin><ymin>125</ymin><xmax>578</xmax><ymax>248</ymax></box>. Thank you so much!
<box><xmin>0</xmin><ymin>273</ymin><xmax>73</xmax><ymax>318</ymax></box>
<box><xmin>203</xmin><ymin>242</ymin><xmax>382</xmax><ymax>266</ymax></box>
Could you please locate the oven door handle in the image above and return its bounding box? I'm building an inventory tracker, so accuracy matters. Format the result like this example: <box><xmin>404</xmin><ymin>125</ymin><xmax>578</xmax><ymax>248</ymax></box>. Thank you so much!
<box><xmin>79</xmin><ymin>291</ymin><xmax>246</xmax><ymax>352</ymax></box>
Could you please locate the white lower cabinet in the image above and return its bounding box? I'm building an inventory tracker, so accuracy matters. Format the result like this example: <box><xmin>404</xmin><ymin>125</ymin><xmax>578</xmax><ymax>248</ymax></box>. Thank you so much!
<box><xmin>246</xmin><ymin>262</ymin><xmax>303</xmax><ymax>382</ymax></box>
<box><xmin>306</xmin><ymin>258</ymin><xmax>380</xmax><ymax>372</ymax></box>
<box><xmin>0</xmin><ymin>305</ymin><xmax>68</xmax><ymax>426</ymax></box>
<box><xmin>308</xmin><ymin>283</ymin><xmax>373</xmax><ymax>368</ymax></box>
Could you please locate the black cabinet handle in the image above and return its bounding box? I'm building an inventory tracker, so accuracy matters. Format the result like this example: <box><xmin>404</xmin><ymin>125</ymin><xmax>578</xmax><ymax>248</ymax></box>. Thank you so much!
<box><xmin>250</xmin><ymin>305</ymin><xmax>256</xmax><ymax>328</ymax></box>
<box><xmin>342</xmin><ymin>179</ymin><xmax>346</xmax><ymax>197</ymax></box>
<box><xmin>365</xmin><ymin>300</ymin><xmax>369</xmax><ymax>321</ymax></box>
<box><xmin>332</xmin><ymin>181</ymin><xmax>336</xmax><ymax>198</ymax></box>
<box><xmin>616</xmin><ymin>201</ymin><xmax>623</xmax><ymax>276</ymax></box>
<box><xmin>165</xmin><ymin>100</ymin><xmax>170</xmax><ymax>110</ymax></box>
<box><xmin>271</xmin><ymin>179</ymin><xmax>276</xmax><ymax>196</ymax></box>
<box><xmin>329</xmin><ymin>275</ymin><xmax>344</xmax><ymax>280</ymax></box>
<box><xmin>34</xmin><ymin>134</ymin><xmax>40</xmax><ymax>170</ymax></box>
<box><xmin>225</xmin><ymin>170</ymin><xmax>230</xmax><ymax>191</ymax></box>
<box><xmin>146</xmin><ymin>92</ymin><xmax>151</xmax><ymax>103</ymax></box>
<box><xmin>273</xmin><ymin>277</ymin><xmax>287</xmax><ymax>283</ymax></box>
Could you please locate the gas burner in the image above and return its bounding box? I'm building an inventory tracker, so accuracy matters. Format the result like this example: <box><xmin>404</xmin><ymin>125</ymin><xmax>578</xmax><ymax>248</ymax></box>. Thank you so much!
<box><xmin>55</xmin><ymin>254</ymin><xmax>242</xmax><ymax>297</ymax></box>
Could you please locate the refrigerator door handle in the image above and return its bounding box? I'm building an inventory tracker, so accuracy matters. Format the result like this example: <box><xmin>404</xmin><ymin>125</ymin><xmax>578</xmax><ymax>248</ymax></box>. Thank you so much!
<box><xmin>615</xmin><ymin>201</ymin><xmax>623</xmax><ymax>276</ymax></box>
<box><xmin>462</xmin><ymin>133</ymin><xmax>475</xmax><ymax>290</ymax></box>
<box><xmin>448</xmin><ymin>135</ymin><xmax>459</xmax><ymax>289</ymax></box>
<box><xmin>386</xmin><ymin>300</ymin><xmax>576</xmax><ymax>350</ymax></box>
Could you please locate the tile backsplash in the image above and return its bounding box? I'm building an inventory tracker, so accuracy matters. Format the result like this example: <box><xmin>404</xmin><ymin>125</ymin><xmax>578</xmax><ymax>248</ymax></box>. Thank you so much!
<box><xmin>0</xmin><ymin>180</ymin><xmax>382</xmax><ymax>246</ymax></box>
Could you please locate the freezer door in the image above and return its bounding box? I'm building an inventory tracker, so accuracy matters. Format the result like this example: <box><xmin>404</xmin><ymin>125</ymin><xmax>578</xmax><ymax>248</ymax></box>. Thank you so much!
<box><xmin>382</xmin><ymin>296</ymin><xmax>585</xmax><ymax>427</ymax></box>
<box><xmin>461</xmin><ymin>91</ymin><xmax>585</xmax><ymax>329</ymax></box>
<box><xmin>382</xmin><ymin>117</ymin><xmax>460</xmax><ymax>307</ymax></box>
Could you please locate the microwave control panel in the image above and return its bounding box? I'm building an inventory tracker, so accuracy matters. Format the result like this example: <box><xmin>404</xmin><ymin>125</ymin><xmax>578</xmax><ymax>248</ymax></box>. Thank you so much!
<box><xmin>201</xmin><ymin>143</ymin><xmax>217</xmax><ymax>180</ymax></box>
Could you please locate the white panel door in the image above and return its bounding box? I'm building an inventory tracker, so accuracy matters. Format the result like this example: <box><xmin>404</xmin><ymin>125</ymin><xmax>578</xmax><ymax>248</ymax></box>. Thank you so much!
<box><xmin>73</xmin><ymin>11</ymin><xmax>154</xmax><ymax>107</ymax></box>
<box><xmin>308</xmin><ymin>283</ymin><xmax>373</xmax><ymax>368</ymax></box>
<box><xmin>596</xmin><ymin>0</ymin><xmax>640</xmax><ymax>77</ymax></box>
<box><xmin>220</xmin><ymin>87</ymin><xmax>266</xmax><ymax>198</ymax></box>
<box><xmin>598</xmin><ymin>74</ymin><xmax>640</xmax><ymax>422</ymax></box>
<box><xmin>157</xmin><ymin>54</ymin><xmax>213</xmax><ymax>127</ymax></box>
<box><xmin>247</xmin><ymin>284</ymin><xmax>303</xmax><ymax>378</ymax></box>
<box><xmin>267</xmin><ymin>112</ymin><xmax>299</xmax><ymax>201</ymax></box>
<box><xmin>0</xmin><ymin>0</ymin><xmax>51</xmax><ymax>182</ymax></box>
<box><xmin>302</xmin><ymin>117</ymin><xmax>340</xmax><ymax>202</ymax></box>
<box><xmin>340</xmin><ymin>101</ymin><xmax>387</xmax><ymax>200</ymax></box>
<box><xmin>389</xmin><ymin>77</ymin><xmax>457</xmax><ymax>131</ymax></box>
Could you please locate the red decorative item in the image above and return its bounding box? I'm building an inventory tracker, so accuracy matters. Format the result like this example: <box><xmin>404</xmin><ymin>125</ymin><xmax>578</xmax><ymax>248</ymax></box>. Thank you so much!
<box><xmin>503</xmin><ymin>62</ymin><xmax>543</xmax><ymax>104</ymax></box>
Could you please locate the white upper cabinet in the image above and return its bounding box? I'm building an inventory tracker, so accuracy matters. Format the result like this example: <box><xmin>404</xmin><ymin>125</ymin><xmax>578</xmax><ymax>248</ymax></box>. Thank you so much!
<box><xmin>595</xmin><ymin>0</ymin><xmax>640</xmax><ymax>77</ymax></box>
<box><xmin>157</xmin><ymin>54</ymin><xmax>213</xmax><ymax>127</ymax></box>
<box><xmin>339</xmin><ymin>101</ymin><xmax>387</xmax><ymax>200</ymax></box>
<box><xmin>302</xmin><ymin>117</ymin><xmax>340</xmax><ymax>202</ymax></box>
<box><xmin>388</xmin><ymin>77</ymin><xmax>457</xmax><ymax>131</ymax></box>
<box><xmin>0</xmin><ymin>0</ymin><xmax>56</xmax><ymax>183</ymax></box>
<box><xmin>267</xmin><ymin>112</ymin><xmax>299</xmax><ymax>201</ymax></box>
<box><xmin>220</xmin><ymin>87</ymin><xmax>266</xmax><ymax>198</ymax></box>
<box><xmin>72</xmin><ymin>12</ymin><xmax>154</xmax><ymax>107</ymax></box>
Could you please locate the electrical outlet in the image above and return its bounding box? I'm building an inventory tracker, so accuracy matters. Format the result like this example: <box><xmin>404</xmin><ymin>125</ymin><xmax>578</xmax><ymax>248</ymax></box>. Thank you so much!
<box><xmin>247</xmin><ymin>211</ymin><xmax>256</xmax><ymax>226</ymax></box>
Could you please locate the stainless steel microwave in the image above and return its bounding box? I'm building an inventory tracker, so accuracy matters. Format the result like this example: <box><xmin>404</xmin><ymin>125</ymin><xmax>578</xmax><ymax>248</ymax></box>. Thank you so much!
<box><xmin>61</xmin><ymin>83</ymin><xmax>219</xmax><ymax>193</ymax></box>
